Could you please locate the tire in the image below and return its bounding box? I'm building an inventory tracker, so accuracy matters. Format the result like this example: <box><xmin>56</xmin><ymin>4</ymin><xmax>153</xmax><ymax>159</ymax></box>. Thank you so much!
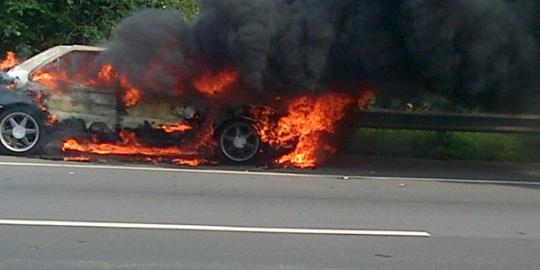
<box><xmin>217</xmin><ymin>120</ymin><xmax>261</xmax><ymax>164</ymax></box>
<box><xmin>0</xmin><ymin>106</ymin><xmax>45</xmax><ymax>156</ymax></box>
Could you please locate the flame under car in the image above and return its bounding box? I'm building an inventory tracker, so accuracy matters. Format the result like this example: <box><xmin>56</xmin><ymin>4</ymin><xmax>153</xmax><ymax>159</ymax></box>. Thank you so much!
<box><xmin>0</xmin><ymin>45</ymin><xmax>261</xmax><ymax>164</ymax></box>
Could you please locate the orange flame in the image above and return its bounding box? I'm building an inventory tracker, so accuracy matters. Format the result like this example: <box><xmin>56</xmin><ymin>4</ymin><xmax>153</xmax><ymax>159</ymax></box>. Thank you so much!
<box><xmin>63</xmin><ymin>156</ymin><xmax>91</xmax><ymax>162</ymax></box>
<box><xmin>33</xmin><ymin>62</ymin><xmax>143</xmax><ymax>108</ymax></box>
<box><xmin>47</xmin><ymin>114</ymin><xmax>58</xmax><ymax>127</ymax></box>
<box><xmin>159</xmin><ymin>123</ymin><xmax>193</xmax><ymax>133</ymax></box>
<box><xmin>193</xmin><ymin>69</ymin><xmax>239</xmax><ymax>95</ymax></box>
<box><xmin>121</xmin><ymin>84</ymin><xmax>143</xmax><ymax>108</ymax></box>
<box><xmin>61</xmin><ymin>116</ymin><xmax>216</xmax><ymax>167</ymax></box>
<box><xmin>32</xmin><ymin>69</ymin><xmax>60</xmax><ymax>90</ymax></box>
<box><xmin>357</xmin><ymin>88</ymin><xmax>375</xmax><ymax>109</ymax></box>
<box><xmin>31</xmin><ymin>91</ymin><xmax>58</xmax><ymax>127</ymax></box>
<box><xmin>32</xmin><ymin>92</ymin><xmax>48</xmax><ymax>112</ymax></box>
<box><xmin>99</xmin><ymin>63</ymin><xmax>142</xmax><ymax>108</ymax></box>
<box><xmin>252</xmin><ymin>93</ymin><xmax>354</xmax><ymax>168</ymax></box>
<box><xmin>62</xmin><ymin>130</ymin><xmax>198</xmax><ymax>157</ymax></box>
<box><xmin>98</xmin><ymin>64</ymin><xmax>114</xmax><ymax>82</ymax></box>
<box><xmin>172</xmin><ymin>158</ymin><xmax>208</xmax><ymax>167</ymax></box>
<box><xmin>0</xmin><ymin>51</ymin><xmax>19</xmax><ymax>70</ymax></box>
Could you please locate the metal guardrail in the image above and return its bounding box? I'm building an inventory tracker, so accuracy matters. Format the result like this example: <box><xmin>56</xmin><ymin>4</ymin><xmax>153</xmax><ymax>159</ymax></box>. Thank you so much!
<box><xmin>356</xmin><ymin>109</ymin><xmax>540</xmax><ymax>134</ymax></box>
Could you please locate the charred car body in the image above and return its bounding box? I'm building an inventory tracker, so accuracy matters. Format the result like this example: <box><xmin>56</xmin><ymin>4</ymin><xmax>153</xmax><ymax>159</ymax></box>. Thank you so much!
<box><xmin>0</xmin><ymin>45</ymin><xmax>261</xmax><ymax>163</ymax></box>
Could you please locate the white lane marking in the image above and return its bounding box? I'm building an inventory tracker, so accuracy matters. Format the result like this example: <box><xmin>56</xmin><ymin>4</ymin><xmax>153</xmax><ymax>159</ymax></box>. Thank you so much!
<box><xmin>0</xmin><ymin>161</ymin><xmax>539</xmax><ymax>186</ymax></box>
<box><xmin>0</xmin><ymin>219</ymin><xmax>430</xmax><ymax>237</ymax></box>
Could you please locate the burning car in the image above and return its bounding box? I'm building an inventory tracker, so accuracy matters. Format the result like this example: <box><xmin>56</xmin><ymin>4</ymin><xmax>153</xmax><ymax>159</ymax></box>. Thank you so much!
<box><xmin>0</xmin><ymin>45</ymin><xmax>261</xmax><ymax>164</ymax></box>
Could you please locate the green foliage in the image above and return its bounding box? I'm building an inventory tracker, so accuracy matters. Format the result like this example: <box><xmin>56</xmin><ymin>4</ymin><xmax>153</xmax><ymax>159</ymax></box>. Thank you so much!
<box><xmin>0</xmin><ymin>0</ymin><xmax>198</xmax><ymax>57</ymax></box>
<box><xmin>439</xmin><ymin>132</ymin><xmax>540</xmax><ymax>162</ymax></box>
<box><xmin>347</xmin><ymin>128</ymin><xmax>540</xmax><ymax>162</ymax></box>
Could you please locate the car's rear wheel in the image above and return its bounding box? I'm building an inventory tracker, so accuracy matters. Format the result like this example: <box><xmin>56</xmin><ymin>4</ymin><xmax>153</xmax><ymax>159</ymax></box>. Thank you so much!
<box><xmin>0</xmin><ymin>107</ymin><xmax>44</xmax><ymax>156</ymax></box>
<box><xmin>218</xmin><ymin>120</ymin><xmax>260</xmax><ymax>164</ymax></box>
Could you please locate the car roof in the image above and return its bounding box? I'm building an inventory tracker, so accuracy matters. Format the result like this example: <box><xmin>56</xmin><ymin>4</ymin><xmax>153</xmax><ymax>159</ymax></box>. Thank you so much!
<box><xmin>8</xmin><ymin>45</ymin><xmax>105</xmax><ymax>82</ymax></box>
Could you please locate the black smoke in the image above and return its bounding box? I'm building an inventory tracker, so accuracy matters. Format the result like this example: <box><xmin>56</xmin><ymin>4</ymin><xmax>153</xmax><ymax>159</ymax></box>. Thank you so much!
<box><xmin>400</xmin><ymin>0</ymin><xmax>539</xmax><ymax>112</ymax></box>
<box><xmin>101</xmin><ymin>0</ymin><xmax>539</xmax><ymax>113</ymax></box>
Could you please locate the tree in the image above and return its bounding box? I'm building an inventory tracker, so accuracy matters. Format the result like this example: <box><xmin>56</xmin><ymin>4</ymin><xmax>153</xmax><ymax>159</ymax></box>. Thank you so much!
<box><xmin>0</xmin><ymin>0</ymin><xmax>198</xmax><ymax>56</ymax></box>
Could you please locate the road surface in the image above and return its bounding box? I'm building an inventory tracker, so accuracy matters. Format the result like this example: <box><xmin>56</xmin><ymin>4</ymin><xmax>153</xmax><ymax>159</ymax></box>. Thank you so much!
<box><xmin>0</xmin><ymin>156</ymin><xmax>539</xmax><ymax>269</ymax></box>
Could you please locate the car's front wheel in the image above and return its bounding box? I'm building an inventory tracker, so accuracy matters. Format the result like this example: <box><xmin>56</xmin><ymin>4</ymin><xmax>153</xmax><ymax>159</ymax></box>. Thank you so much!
<box><xmin>0</xmin><ymin>106</ymin><xmax>44</xmax><ymax>156</ymax></box>
<box><xmin>218</xmin><ymin>120</ymin><xmax>260</xmax><ymax>164</ymax></box>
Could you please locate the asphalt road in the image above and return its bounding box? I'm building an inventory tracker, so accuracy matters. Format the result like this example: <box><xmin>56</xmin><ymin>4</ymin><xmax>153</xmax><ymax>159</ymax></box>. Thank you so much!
<box><xmin>1</xmin><ymin>156</ymin><xmax>540</xmax><ymax>269</ymax></box>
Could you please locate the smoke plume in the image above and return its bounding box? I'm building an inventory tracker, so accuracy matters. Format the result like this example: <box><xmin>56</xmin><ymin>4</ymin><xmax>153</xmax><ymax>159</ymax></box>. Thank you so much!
<box><xmin>101</xmin><ymin>0</ymin><xmax>539</xmax><ymax>113</ymax></box>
